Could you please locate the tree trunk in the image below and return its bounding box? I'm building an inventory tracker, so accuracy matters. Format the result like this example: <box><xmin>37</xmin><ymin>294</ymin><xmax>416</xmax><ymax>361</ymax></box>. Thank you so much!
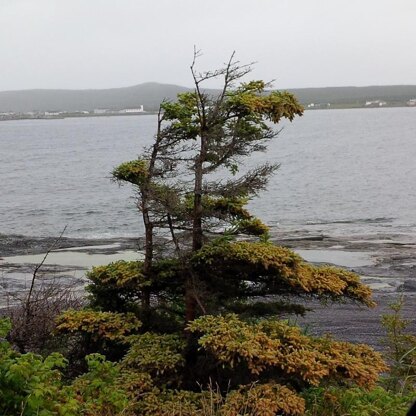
<box><xmin>192</xmin><ymin>140</ymin><xmax>205</xmax><ymax>252</ymax></box>
<box><xmin>187</xmin><ymin>133</ymin><xmax>206</xmax><ymax>322</ymax></box>
<box><xmin>142</xmin><ymin>212</ymin><xmax>152</xmax><ymax>311</ymax></box>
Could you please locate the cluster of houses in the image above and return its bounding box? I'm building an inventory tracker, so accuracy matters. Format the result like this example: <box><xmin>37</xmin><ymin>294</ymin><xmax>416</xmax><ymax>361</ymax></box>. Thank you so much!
<box><xmin>306</xmin><ymin>102</ymin><xmax>331</xmax><ymax>109</ymax></box>
<box><xmin>0</xmin><ymin>106</ymin><xmax>146</xmax><ymax>120</ymax></box>
<box><xmin>93</xmin><ymin>105</ymin><xmax>145</xmax><ymax>115</ymax></box>
<box><xmin>365</xmin><ymin>99</ymin><xmax>416</xmax><ymax>107</ymax></box>
<box><xmin>304</xmin><ymin>99</ymin><xmax>416</xmax><ymax>109</ymax></box>
<box><xmin>365</xmin><ymin>100</ymin><xmax>387</xmax><ymax>107</ymax></box>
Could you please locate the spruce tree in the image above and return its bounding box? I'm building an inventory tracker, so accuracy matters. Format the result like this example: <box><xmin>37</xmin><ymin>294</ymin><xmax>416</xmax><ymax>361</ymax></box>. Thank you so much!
<box><xmin>57</xmin><ymin>53</ymin><xmax>386</xmax><ymax>414</ymax></box>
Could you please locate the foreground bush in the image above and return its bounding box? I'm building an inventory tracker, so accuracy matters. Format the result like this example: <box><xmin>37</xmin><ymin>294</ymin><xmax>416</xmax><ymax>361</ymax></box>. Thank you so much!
<box><xmin>303</xmin><ymin>386</ymin><xmax>414</xmax><ymax>416</ymax></box>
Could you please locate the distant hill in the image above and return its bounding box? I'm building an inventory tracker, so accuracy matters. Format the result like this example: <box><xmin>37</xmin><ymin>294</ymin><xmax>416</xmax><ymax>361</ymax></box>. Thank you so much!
<box><xmin>0</xmin><ymin>83</ymin><xmax>191</xmax><ymax>113</ymax></box>
<box><xmin>1</xmin><ymin>83</ymin><xmax>416</xmax><ymax>113</ymax></box>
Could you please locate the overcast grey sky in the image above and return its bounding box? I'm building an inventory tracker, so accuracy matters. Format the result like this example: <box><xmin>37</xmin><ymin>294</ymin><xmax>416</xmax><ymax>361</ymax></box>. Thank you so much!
<box><xmin>1</xmin><ymin>0</ymin><xmax>415</xmax><ymax>91</ymax></box>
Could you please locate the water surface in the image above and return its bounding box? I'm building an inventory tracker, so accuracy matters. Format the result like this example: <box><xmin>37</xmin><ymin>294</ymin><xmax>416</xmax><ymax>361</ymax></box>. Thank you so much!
<box><xmin>1</xmin><ymin>108</ymin><xmax>415</xmax><ymax>240</ymax></box>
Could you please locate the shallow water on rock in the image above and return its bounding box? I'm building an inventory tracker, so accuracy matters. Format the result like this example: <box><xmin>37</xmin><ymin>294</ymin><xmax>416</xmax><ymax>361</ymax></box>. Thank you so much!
<box><xmin>295</xmin><ymin>249</ymin><xmax>374</xmax><ymax>268</ymax></box>
<box><xmin>0</xmin><ymin>249</ymin><xmax>142</xmax><ymax>270</ymax></box>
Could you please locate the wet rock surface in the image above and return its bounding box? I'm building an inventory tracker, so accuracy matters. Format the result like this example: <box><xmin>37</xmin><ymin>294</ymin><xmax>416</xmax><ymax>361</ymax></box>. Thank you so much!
<box><xmin>1</xmin><ymin>231</ymin><xmax>415</xmax><ymax>349</ymax></box>
<box><xmin>272</xmin><ymin>230</ymin><xmax>416</xmax><ymax>349</ymax></box>
<box><xmin>0</xmin><ymin>233</ymin><xmax>139</xmax><ymax>256</ymax></box>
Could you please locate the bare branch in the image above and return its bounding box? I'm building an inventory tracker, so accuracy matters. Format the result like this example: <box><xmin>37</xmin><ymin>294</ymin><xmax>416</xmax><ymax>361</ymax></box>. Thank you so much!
<box><xmin>25</xmin><ymin>225</ymin><xmax>67</xmax><ymax>318</ymax></box>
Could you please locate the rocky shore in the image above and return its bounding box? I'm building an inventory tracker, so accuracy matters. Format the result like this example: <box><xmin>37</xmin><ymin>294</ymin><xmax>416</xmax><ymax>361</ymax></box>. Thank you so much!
<box><xmin>1</xmin><ymin>230</ymin><xmax>415</xmax><ymax>350</ymax></box>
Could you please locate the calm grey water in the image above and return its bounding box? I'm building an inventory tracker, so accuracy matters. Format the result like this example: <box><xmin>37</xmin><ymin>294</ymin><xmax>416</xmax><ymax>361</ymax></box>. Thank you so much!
<box><xmin>1</xmin><ymin>108</ymin><xmax>416</xmax><ymax>240</ymax></box>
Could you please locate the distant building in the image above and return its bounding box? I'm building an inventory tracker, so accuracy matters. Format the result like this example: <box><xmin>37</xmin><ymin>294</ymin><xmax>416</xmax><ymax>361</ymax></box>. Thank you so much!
<box><xmin>406</xmin><ymin>99</ymin><xmax>416</xmax><ymax>107</ymax></box>
<box><xmin>93</xmin><ymin>109</ymin><xmax>109</xmax><ymax>114</ymax></box>
<box><xmin>306</xmin><ymin>103</ymin><xmax>330</xmax><ymax>109</ymax></box>
<box><xmin>120</xmin><ymin>105</ymin><xmax>144</xmax><ymax>113</ymax></box>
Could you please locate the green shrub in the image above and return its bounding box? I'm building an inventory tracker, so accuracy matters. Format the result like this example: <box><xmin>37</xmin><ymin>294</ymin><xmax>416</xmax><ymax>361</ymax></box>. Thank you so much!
<box><xmin>381</xmin><ymin>296</ymin><xmax>416</xmax><ymax>393</ymax></box>
<box><xmin>303</xmin><ymin>386</ymin><xmax>413</xmax><ymax>416</ymax></box>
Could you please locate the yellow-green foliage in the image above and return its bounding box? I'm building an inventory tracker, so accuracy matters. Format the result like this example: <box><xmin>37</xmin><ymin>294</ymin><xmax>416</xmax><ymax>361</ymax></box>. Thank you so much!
<box><xmin>222</xmin><ymin>383</ymin><xmax>305</xmax><ymax>416</ymax></box>
<box><xmin>0</xmin><ymin>317</ymin><xmax>397</xmax><ymax>416</ymax></box>
<box><xmin>85</xmin><ymin>258</ymin><xmax>185</xmax><ymax>316</ymax></box>
<box><xmin>88</xmin><ymin>258</ymin><xmax>182</xmax><ymax>289</ymax></box>
<box><xmin>179</xmin><ymin>195</ymin><xmax>253</xmax><ymax>223</ymax></box>
<box><xmin>88</xmin><ymin>260</ymin><xmax>146</xmax><ymax>288</ymax></box>
<box><xmin>188</xmin><ymin>314</ymin><xmax>387</xmax><ymax>387</ymax></box>
<box><xmin>55</xmin><ymin>310</ymin><xmax>141</xmax><ymax>342</ymax></box>
<box><xmin>139</xmin><ymin>389</ymin><xmax>205</xmax><ymax>416</ymax></box>
<box><xmin>112</xmin><ymin>159</ymin><xmax>148</xmax><ymax>185</ymax></box>
<box><xmin>193</xmin><ymin>240</ymin><xmax>300</xmax><ymax>272</ymax></box>
<box><xmin>235</xmin><ymin>217</ymin><xmax>270</xmax><ymax>236</ymax></box>
<box><xmin>193</xmin><ymin>240</ymin><xmax>374</xmax><ymax>306</ymax></box>
<box><xmin>297</xmin><ymin>264</ymin><xmax>374</xmax><ymax>306</ymax></box>
<box><xmin>122</xmin><ymin>333</ymin><xmax>185</xmax><ymax>376</ymax></box>
<box><xmin>205</xmin><ymin>196</ymin><xmax>251</xmax><ymax>219</ymax></box>
<box><xmin>201</xmin><ymin>196</ymin><xmax>269</xmax><ymax>236</ymax></box>
<box><xmin>140</xmin><ymin>383</ymin><xmax>305</xmax><ymax>416</ymax></box>
<box><xmin>227</xmin><ymin>81</ymin><xmax>304</xmax><ymax>123</ymax></box>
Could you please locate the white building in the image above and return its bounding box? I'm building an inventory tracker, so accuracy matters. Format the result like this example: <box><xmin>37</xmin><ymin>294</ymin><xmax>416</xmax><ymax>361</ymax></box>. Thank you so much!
<box><xmin>120</xmin><ymin>105</ymin><xmax>144</xmax><ymax>113</ymax></box>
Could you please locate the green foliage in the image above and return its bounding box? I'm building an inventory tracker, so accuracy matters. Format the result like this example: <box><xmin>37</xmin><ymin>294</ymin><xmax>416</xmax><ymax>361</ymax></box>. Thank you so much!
<box><xmin>112</xmin><ymin>159</ymin><xmax>148</xmax><ymax>185</ymax></box>
<box><xmin>381</xmin><ymin>297</ymin><xmax>416</xmax><ymax>392</ymax></box>
<box><xmin>0</xmin><ymin>318</ymin><xmax>69</xmax><ymax>415</ymax></box>
<box><xmin>303</xmin><ymin>386</ymin><xmax>414</xmax><ymax>416</ymax></box>
<box><xmin>65</xmin><ymin>353</ymin><xmax>133</xmax><ymax>415</ymax></box>
<box><xmin>0</xmin><ymin>317</ymin><xmax>12</xmax><ymax>337</ymax></box>
<box><xmin>161</xmin><ymin>92</ymin><xmax>201</xmax><ymax>139</ymax></box>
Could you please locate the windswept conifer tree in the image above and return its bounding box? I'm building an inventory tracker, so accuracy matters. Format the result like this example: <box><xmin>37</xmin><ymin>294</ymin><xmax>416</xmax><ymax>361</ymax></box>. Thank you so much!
<box><xmin>57</xmin><ymin>52</ymin><xmax>387</xmax><ymax>414</ymax></box>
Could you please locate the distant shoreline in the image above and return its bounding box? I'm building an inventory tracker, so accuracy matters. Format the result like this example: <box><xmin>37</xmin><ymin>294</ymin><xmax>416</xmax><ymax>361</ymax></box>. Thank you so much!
<box><xmin>0</xmin><ymin>111</ymin><xmax>159</xmax><ymax>122</ymax></box>
<box><xmin>1</xmin><ymin>105</ymin><xmax>414</xmax><ymax>122</ymax></box>
<box><xmin>1</xmin><ymin>82</ymin><xmax>416</xmax><ymax>119</ymax></box>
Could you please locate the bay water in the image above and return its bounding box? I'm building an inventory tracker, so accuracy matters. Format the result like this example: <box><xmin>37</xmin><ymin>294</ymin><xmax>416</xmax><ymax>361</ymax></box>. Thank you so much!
<box><xmin>1</xmin><ymin>107</ymin><xmax>416</xmax><ymax>241</ymax></box>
